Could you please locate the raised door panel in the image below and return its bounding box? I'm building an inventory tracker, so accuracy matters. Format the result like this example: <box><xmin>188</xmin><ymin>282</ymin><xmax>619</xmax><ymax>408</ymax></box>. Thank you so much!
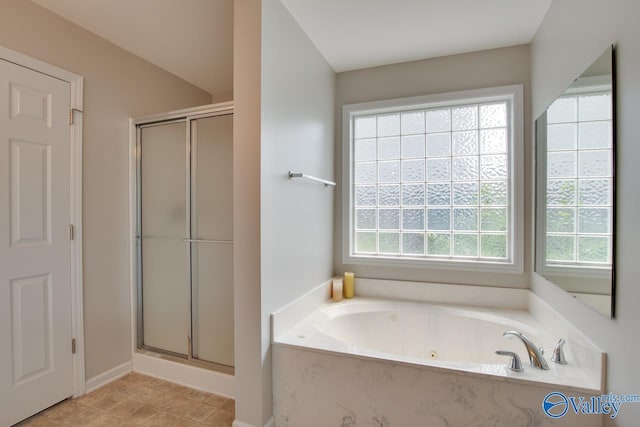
<box><xmin>10</xmin><ymin>139</ymin><xmax>52</xmax><ymax>246</ymax></box>
<box><xmin>11</xmin><ymin>274</ymin><xmax>53</xmax><ymax>385</ymax></box>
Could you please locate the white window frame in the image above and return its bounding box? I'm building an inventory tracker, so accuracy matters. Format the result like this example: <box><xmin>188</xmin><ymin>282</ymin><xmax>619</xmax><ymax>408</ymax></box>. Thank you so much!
<box><xmin>342</xmin><ymin>85</ymin><xmax>524</xmax><ymax>273</ymax></box>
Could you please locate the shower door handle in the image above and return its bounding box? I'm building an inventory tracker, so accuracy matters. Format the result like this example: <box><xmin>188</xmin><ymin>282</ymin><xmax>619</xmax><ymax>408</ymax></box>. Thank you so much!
<box><xmin>182</xmin><ymin>238</ymin><xmax>234</xmax><ymax>244</ymax></box>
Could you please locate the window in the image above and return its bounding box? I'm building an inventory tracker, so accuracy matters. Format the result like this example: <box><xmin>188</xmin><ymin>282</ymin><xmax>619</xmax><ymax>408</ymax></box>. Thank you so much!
<box><xmin>342</xmin><ymin>86</ymin><xmax>523</xmax><ymax>272</ymax></box>
<box><xmin>544</xmin><ymin>89</ymin><xmax>613</xmax><ymax>267</ymax></box>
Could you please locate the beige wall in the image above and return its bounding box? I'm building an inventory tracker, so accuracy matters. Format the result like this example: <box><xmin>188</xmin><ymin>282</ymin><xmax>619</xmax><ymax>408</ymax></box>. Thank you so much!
<box><xmin>530</xmin><ymin>0</ymin><xmax>640</xmax><ymax>424</ymax></box>
<box><xmin>0</xmin><ymin>0</ymin><xmax>212</xmax><ymax>380</ymax></box>
<box><xmin>334</xmin><ymin>45</ymin><xmax>531</xmax><ymax>288</ymax></box>
<box><xmin>233</xmin><ymin>0</ymin><xmax>336</xmax><ymax>425</ymax></box>
<box><xmin>233</xmin><ymin>0</ymin><xmax>263</xmax><ymax>425</ymax></box>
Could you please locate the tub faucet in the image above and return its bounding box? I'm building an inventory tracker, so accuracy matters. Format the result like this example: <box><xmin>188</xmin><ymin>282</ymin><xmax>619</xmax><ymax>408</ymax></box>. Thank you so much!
<box><xmin>503</xmin><ymin>330</ymin><xmax>549</xmax><ymax>370</ymax></box>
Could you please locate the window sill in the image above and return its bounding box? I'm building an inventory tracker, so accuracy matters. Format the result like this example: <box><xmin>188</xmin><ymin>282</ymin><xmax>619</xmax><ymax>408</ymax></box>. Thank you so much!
<box><xmin>343</xmin><ymin>253</ymin><xmax>524</xmax><ymax>274</ymax></box>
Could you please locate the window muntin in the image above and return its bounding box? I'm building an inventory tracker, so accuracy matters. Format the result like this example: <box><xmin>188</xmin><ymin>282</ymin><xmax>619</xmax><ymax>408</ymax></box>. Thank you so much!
<box><xmin>545</xmin><ymin>91</ymin><xmax>613</xmax><ymax>266</ymax></box>
<box><xmin>349</xmin><ymin>95</ymin><xmax>516</xmax><ymax>265</ymax></box>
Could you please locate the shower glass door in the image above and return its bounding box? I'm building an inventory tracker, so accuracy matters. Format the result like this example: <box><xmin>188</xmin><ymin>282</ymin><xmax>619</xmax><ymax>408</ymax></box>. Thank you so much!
<box><xmin>139</xmin><ymin>121</ymin><xmax>190</xmax><ymax>356</ymax></box>
<box><xmin>137</xmin><ymin>111</ymin><xmax>234</xmax><ymax>370</ymax></box>
<box><xmin>189</xmin><ymin>114</ymin><xmax>234</xmax><ymax>366</ymax></box>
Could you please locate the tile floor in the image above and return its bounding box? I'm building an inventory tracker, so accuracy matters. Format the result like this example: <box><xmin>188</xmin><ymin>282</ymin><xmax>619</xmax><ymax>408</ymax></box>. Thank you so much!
<box><xmin>16</xmin><ymin>373</ymin><xmax>235</xmax><ymax>427</ymax></box>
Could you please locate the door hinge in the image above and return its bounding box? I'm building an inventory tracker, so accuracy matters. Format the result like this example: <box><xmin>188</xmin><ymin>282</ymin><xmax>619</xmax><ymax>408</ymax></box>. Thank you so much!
<box><xmin>69</xmin><ymin>108</ymin><xmax>84</xmax><ymax>125</ymax></box>
<box><xmin>69</xmin><ymin>224</ymin><xmax>75</xmax><ymax>241</ymax></box>
<box><xmin>72</xmin><ymin>338</ymin><xmax>76</xmax><ymax>354</ymax></box>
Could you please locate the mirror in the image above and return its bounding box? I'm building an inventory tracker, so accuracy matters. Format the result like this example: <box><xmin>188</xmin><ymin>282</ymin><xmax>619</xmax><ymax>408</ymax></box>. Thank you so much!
<box><xmin>535</xmin><ymin>46</ymin><xmax>615</xmax><ymax>317</ymax></box>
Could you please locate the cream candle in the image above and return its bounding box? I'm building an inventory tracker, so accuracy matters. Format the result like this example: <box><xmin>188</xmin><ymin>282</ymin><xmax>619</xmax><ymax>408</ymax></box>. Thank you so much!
<box><xmin>332</xmin><ymin>278</ymin><xmax>343</xmax><ymax>302</ymax></box>
<box><xmin>344</xmin><ymin>272</ymin><xmax>354</xmax><ymax>298</ymax></box>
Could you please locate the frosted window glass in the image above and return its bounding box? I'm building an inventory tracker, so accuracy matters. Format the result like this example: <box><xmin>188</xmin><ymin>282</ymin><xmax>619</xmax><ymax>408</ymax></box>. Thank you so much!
<box><xmin>480</xmin><ymin>155</ymin><xmax>508</xmax><ymax>180</ymax></box>
<box><xmin>578</xmin><ymin>150</ymin><xmax>611</xmax><ymax>177</ymax></box>
<box><xmin>544</xmin><ymin>90</ymin><xmax>613</xmax><ymax>268</ymax></box>
<box><xmin>426</xmin><ymin>158</ymin><xmax>451</xmax><ymax>181</ymax></box>
<box><xmin>547</xmin><ymin>124</ymin><xmax>577</xmax><ymax>151</ymax></box>
<box><xmin>356</xmin><ymin>232</ymin><xmax>376</xmax><ymax>253</ymax></box>
<box><xmin>402</xmin><ymin>233</ymin><xmax>425</xmax><ymax>255</ymax></box>
<box><xmin>402</xmin><ymin>184</ymin><xmax>425</xmax><ymax>206</ymax></box>
<box><xmin>453</xmin><ymin>182</ymin><xmax>478</xmax><ymax>206</ymax></box>
<box><xmin>547</xmin><ymin>235</ymin><xmax>575</xmax><ymax>262</ymax></box>
<box><xmin>378</xmin><ymin>137</ymin><xmax>400</xmax><ymax>160</ymax></box>
<box><xmin>578</xmin><ymin>208</ymin><xmax>610</xmax><ymax>234</ymax></box>
<box><xmin>378</xmin><ymin>184</ymin><xmax>401</xmax><ymax>206</ymax></box>
<box><xmin>378</xmin><ymin>160</ymin><xmax>401</xmax><ymax>183</ymax></box>
<box><xmin>379</xmin><ymin>209</ymin><xmax>400</xmax><ymax>229</ymax></box>
<box><xmin>454</xmin><ymin>234</ymin><xmax>478</xmax><ymax>257</ymax></box>
<box><xmin>403</xmin><ymin>208</ymin><xmax>425</xmax><ymax>230</ymax></box>
<box><xmin>355</xmin><ymin>162</ymin><xmax>376</xmax><ymax>184</ymax></box>
<box><xmin>401</xmin><ymin>159</ymin><xmax>425</xmax><ymax>182</ymax></box>
<box><xmin>480</xmin><ymin>182</ymin><xmax>508</xmax><ymax>206</ymax></box>
<box><xmin>480</xmin><ymin>129</ymin><xmax>507</xmax><ymax>154</ymax></box>
<box><xmin>546</xmin><ymin>180</ymin><xmax>576</xmax><ymax>206</ymax></box>
<box><xmin>579</xmin><ymin>93</ymin><xmax>611</xmax><ymax>121</ymax></box>
<box><xmin>378</xmin><ymin>113</ymin><xmax>400</xmax><ymax>137</ymax></box>
<box><xmin>426</xmin><ymin>133</ymin><xmax>451</xmax><ymax>157</ymax></box>
<box><xmin>427</xmin><ymin>183</ymin><xmax>451</xmax><ymax>206</ymax></box>
<box><xmin>547</xmin><ymin>152</ymin><xmax>576</xmax><ymax>178</ymax></box>
<box><xmin>578</xmin><ymin>179</ymin><xmax>611</xmax><ymax>205</ymax></box>
<box><xmin>453</xmin><ymin>208</ymin><xmax>478</xmax><ymax>231</ymax></box>
<box><xmin>355</xmin><ymin>116</ymin><xmax>376</xmax><ymax>138</ymax></box>
<box><xmin>401</xmin><ymin>135</ymin><xmax>425</xmax><ymax>158</ymax></box>
<box><xmin>546</xmin><ymin>208</ymin><xmax>575</xmax><ymax>233</ymax></box>
<box><xmin>426</xmin><ymin>109</ymin><xmax>451</xmax><ymax>133</ymax></box>
<box><xmin>379</xmin><ymin>232</ymin><xmax>400</xmax><ymax>254</ymax></box>
<box><xmin>452</xmin><ymin>157</ymin><xmax>479</xmax><ymax>181</ymax></box>
<box><xmin>355</xmin><ymin>138</ymin><xmax>377</xmax><ymax>161</ymax></box>
<box><xmin>452</xmin><ymin>105</ymin><xmax>478</xmax><ymax>131</ymax></box>
<box><xmin>355</xmin><ymin>185</ymin><xmax>377</xmax><ymax>207</ymax></box>
<box><xmin>547</xmin><ymin>97</ymin><xmax>577</xmax><ymax>123</ymax></box>
<box><xmin>578</xmin><ymin>121</ymin><xmax>611</xmax><ymax>149</ymax></box>
<box><xmin>427</xmin><ymin>208</ymin><xmax>450</xmax><ymax>231</ymax></box>
<box><xmin>356</xmin><ymin>208</ymin><xmax>377</xmax><ymax>229</ymax></box>
<box><xmin>351</xmin><ymin>98</ymin><xmax>512</xmax><ymax>261</ymax></box>
<box><xmin>578</xmin><ymin>236</ymin><xmax>609</xmax><ymax>263</ymax></box>
<box><xmin>401</xmin><ymin>111</ymin><xmax>425</xmax><ymax>135</ymax></box>
<box><xmin>479</xmin><ymin>103</ymin><xmax>507</xmax><ymax>128</ymax></box>
<box><xmin>427</xmin><ymin>233</ymin><xmax>451</xmax><ymax>255</ymax></box>
<box><xmin>452</xmin><ymin>131</ymin><xmax>478</xmax><ymax>155</ymax></box>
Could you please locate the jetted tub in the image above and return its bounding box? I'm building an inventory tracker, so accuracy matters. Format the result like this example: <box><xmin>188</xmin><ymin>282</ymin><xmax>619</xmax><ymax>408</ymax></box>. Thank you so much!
<box><xmin>272</xmin><ymin>280</ymin><xmax>606</xmax><ymax>393</ymax></box>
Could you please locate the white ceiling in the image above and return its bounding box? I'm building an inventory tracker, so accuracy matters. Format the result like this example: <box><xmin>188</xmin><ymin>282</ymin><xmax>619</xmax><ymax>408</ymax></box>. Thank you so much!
<box><xmin>31</xmin><ymin>0</ymin><xmax>551</xmax><ymax>93</ymax></box>
<box><xmin>32</xmin><ymin>0</ymin><xmax>233</xmax><ymax>96</ymax></box>
<box><xmin>280</xmin><ymin>0</ymin><xmax>552</xmax><ymax>72</ymax></box>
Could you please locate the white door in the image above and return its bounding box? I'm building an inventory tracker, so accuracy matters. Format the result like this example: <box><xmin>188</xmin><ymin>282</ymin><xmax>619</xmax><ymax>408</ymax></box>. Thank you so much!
<box><xmin>0</xmin><ymin>58</ymin><xmax>73</xmax><ymax>426</ymax></box>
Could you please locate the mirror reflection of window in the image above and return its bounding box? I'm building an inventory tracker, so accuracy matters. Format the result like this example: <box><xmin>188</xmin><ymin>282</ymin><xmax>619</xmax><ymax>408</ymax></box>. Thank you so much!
<box><xmin>545</xmin><ymin>87</ymin><xmax>613</xmax><ymax>268</ymax></box>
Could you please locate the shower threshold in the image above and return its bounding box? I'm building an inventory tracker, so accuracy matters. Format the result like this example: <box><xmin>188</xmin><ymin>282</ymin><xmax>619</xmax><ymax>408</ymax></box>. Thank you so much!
<box><xmin>136</xmin><ymin>345</ymin><xmax>235</xmax><ymax>376</ymax></box>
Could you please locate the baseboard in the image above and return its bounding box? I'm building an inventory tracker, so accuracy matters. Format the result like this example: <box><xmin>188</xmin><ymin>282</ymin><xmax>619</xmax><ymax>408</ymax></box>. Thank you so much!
<box><xmin>84</xmin><ymin>360</ymin><xmax>133</xmax><ymax>393</ymax></box>
<box><xmin>132</xmin><ymin>352</ymin><xmax>235</xmax><ymax>398</ymax></box>
<box><xmin>232</xmin><ymin>417</ymin><xmax>274</xmax><ymax>427</ymax></box>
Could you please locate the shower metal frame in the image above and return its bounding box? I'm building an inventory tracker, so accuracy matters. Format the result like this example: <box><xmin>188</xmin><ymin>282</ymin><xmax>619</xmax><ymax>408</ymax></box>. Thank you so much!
<box><xmin>133</xmin><ymin>103</ymin><xmax>234</xmax><ymax>374</ymax></box>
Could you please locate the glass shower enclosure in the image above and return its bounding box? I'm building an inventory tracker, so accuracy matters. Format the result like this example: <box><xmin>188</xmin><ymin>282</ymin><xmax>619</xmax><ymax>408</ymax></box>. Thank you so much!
<box><xmin>135</xmin><ymin>106</ymin><xmax>233</xmax><ymax>372</ymax></box>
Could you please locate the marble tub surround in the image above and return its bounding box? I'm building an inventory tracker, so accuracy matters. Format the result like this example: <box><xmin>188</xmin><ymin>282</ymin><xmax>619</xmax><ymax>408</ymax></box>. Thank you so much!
<box><xmin>271</xmin><ymin>279</ymin><xmax>606</xmax><ymax>394</ymax></box>
<box><xmin>273</xmin><ymin>345</ymin><xmax>603</xmax><ymax>427</ymax></box>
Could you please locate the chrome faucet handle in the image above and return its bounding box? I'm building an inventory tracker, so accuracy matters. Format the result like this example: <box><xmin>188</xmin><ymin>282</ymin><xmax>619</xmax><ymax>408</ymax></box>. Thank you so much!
<box><xmin>495</xmin><ymin>350</ymin><xmax>524</xmax><ymax>372</ymax></box>
<box><xmin>552</xmin><ymin>338</ymin><xmax>568</xmax><ymax>364</ymax></box>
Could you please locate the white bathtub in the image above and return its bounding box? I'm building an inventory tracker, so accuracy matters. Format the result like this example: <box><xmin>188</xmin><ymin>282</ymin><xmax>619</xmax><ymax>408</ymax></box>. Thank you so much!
<box><xmin>272</xmin><ymin>280</ymin><xmax>605</xmax><ymax>393</ymax></box>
